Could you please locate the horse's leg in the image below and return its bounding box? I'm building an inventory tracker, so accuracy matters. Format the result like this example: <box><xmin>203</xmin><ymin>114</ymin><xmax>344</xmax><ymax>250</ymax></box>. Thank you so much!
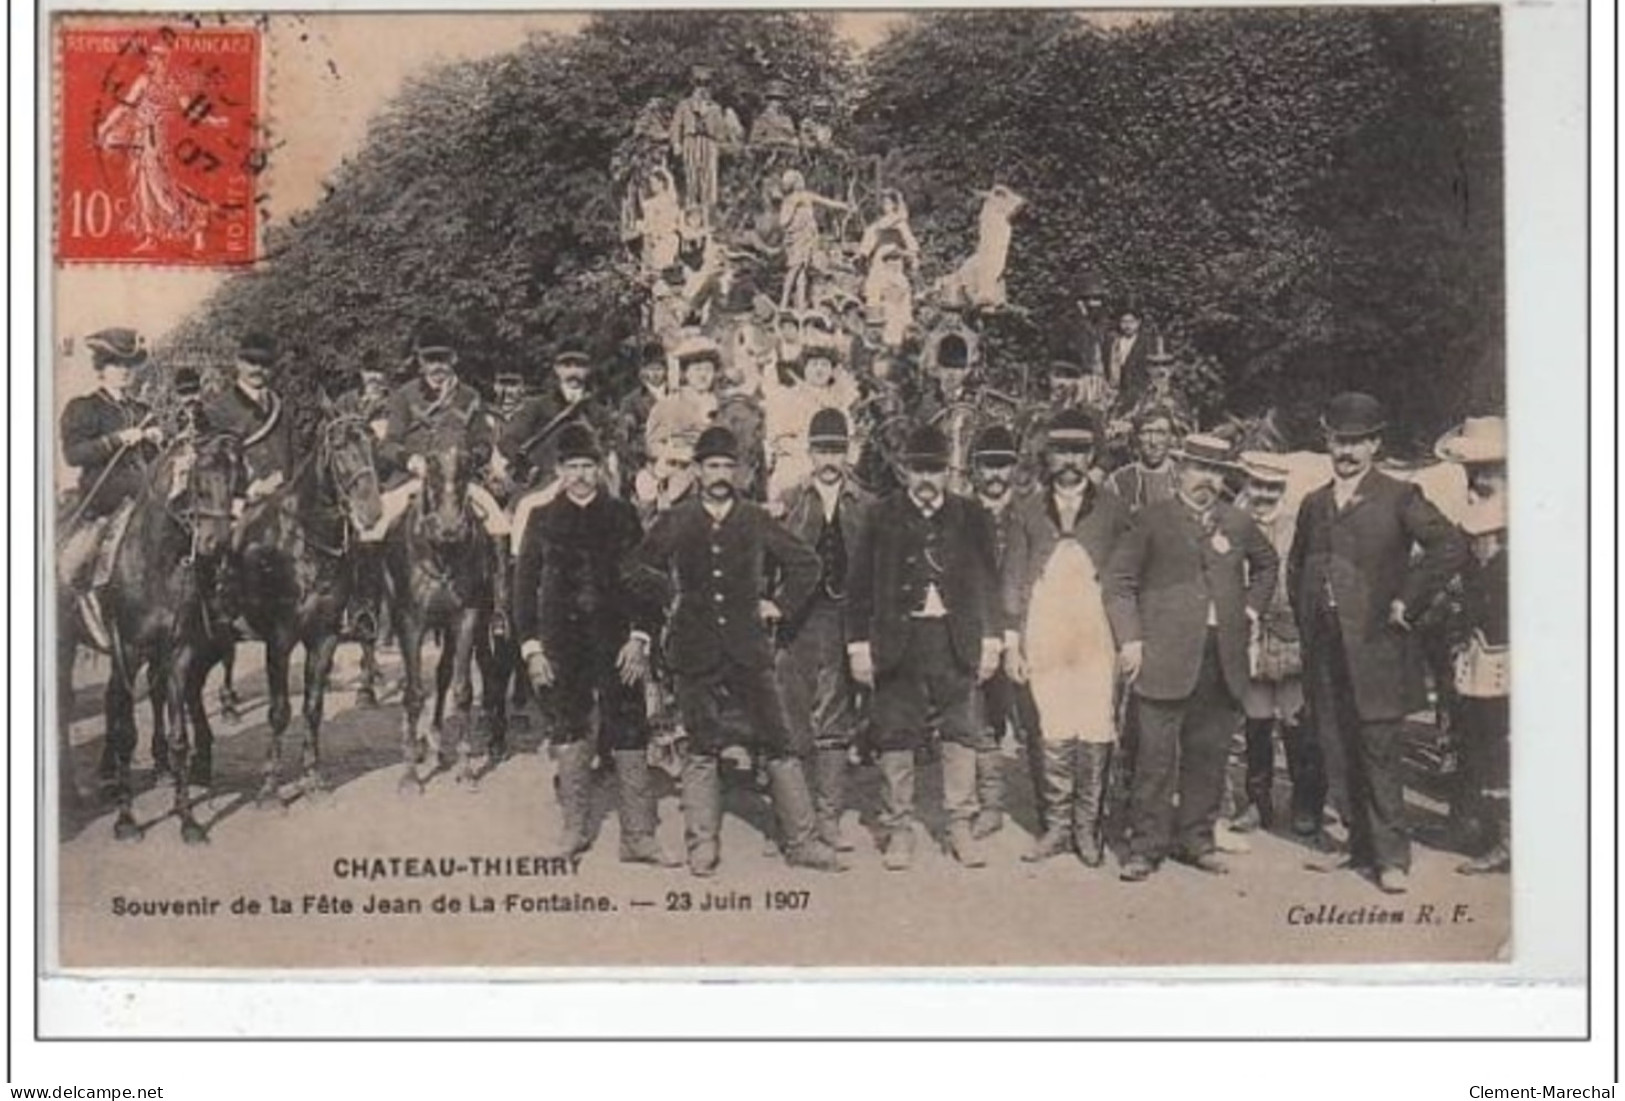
<box><xmin>356</xmin><ymin>639</ymin><xmax>379</xmax><ymax>708</ymax></box>
<box><xmin>393</xmin><ymin>564</ymin><xmax>427</xmax><ymax>794</ymax></box>
<box><xmin>452</xmin><ymin>612</ymin><xmax>481</xmax><ymax>787</ymax></box>
<box><xmin>169</xmin><ymin>644</ymin><xmax>210</xmax><ymax>844</ymax></box>
<box><xmin>217</xmin><ymin>643</ymin><xmax>240</xmax><ymax>722</ymax></box>
<box><xmin>299</xmin><ymin>630</ymin><xmax>341</xmax><ymax>799</ymax></box>
<box><xmin>255</xmin><ymin>638</ymin><xmax>294</xmax><ymax>807</ymax></box>
<box><xmin>147</xmin><ymin>659</ymin><xmax>171</xmax><ymax>776</ymax></box>
<box><xmin>56</xmin><ymin>624</ymin><xmax>88</xmax><ymax>812</ymax></box>
<box><xmin>479</xmin><ymin>633</ymin><xmax>510</xmax><ymax>764</ymax></box>
<box><xmin>105</xmin><ymin>663</ymin><xmax>140</xmax><ymax>841</ymax></box>
<box><xmin>188</xmin><ymin>640</ymin><xmax>222</xmax><ymax>787</ymax></box>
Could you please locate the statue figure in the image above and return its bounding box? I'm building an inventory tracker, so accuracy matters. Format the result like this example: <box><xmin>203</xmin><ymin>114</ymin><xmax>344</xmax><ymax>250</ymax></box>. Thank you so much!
<box><xmin>777</xmin><ymin>168</ymin><xmax>851</xmax><ymax>311</ymax></box>
<box><xmin>626</xmin><ymin>166</ymin><xmax>682</xmax><ymax>276</ymax></box>
<box><xmin>859</xmin><ymin>189</ymin><xmax>920</xmax><ymax>348</ymax></box>
<box><xmin>669</xmin><ymin>66</ymin><xmax>730</xmax><ymax>213</ymax></box>
<box><xmin>935</xmin><ymin>184</ymin><xmax>1027</xmax><ymax>311</ymax></box>
<box><xmin>749</xmin><ymin>80</ymin><xmax>800</xmax><ymax>148</ymax></box>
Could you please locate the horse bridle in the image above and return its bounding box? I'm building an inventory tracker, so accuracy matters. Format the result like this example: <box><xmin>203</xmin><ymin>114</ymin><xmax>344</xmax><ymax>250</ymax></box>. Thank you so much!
<box><xmin>167</xmin><ymin>432</ymin><xmax>239</xmax><ymax>563</ymax></box>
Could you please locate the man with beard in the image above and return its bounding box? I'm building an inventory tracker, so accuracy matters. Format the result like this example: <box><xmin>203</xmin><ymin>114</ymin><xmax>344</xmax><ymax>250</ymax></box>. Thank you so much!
<box><xmin>847</xmin><ymin>424</ymin><xmax>1004</xmax><ymax>870</ymax></box>
<box><xmin>1106</xmin><ymin>434</ymin><xmax>1278</xmax><ymax>882</ymax></box>
<box><xmin>624</xmin><ymin>425</ymin><xmax>842</xmax><ymax>876</ymax></box>
<box><xmin>1289</xmin><ymin>393</ymin><xmax>1465</xmax><ymax>894</ymax></box>
<box><xmin>774</xmin><ymin>409</ymin><xmax>873</xmax><ymax>851</ymax></box>
<box><xmin>966</xmin><ymin>424</ymin><xmax>1043</xmax><ymax>840</ymax></box>
<box><xmin>1105</xmin><ymin>405</ymin><xmax>1180</xmax><ymax>514</ymax></box>
<box><xmin>1001</xmin><ymin>408</ymin><xmax>1133</xmax><ymax>867</ymax></box>
<box><xmin>502</xmin><ymin>346</ymin><xmax>620</xmax><ymax>495</ymax></box>
<box><xmin>514</xmin><ymin>423</ymin><xmax>676</xmax><ymax>868</ymax></box>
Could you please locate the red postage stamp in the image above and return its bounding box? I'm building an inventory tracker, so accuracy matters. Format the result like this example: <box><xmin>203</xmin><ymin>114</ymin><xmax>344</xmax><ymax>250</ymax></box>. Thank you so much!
<box><xmin>56</xmin><ymin>22</ymin><xmax>262</xmax><ymax>265</ymax></box>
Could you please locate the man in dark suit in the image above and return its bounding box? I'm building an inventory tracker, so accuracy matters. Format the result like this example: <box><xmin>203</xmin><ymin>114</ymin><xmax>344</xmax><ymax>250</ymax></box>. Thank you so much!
<box><xmin>501</xmin><ymin>345</ymin><xmax>621</xmax><ymax>493</ymax></box>
<box><xmin>1101</xmin><ymin>303</ymin><xmax>1151</xmax><ymax>408</ymax></box>
<box><xmin>624</xmin><ymin>425</ymin><xmax>842</xmax><ymax>876</ymax></box>
<box><xmin>1289</xmin><ymin>392</ymin><xmax>1466</xmax><ymax>894</ymax></box>
<box><xmin>846</xmin><ymin>424</ymin><xmax>1004</xmax><ymax>870</ymax></box>
<box><xmin>774</xmin><ymin>409</ymin><xmax>872</xmax><ymax>852</ymax></box>
<box><xmin>1105</xmin><ymin>433</ymin><xmax>1278</xmax><ymax>881</ymax></box>
<box><xmin>514</xmin><ymin>422</ymin><xmax>676</xmax><ymax>868</ymax></box>
<box><xmin>205</xmin><ymin>330</ymin><xmax>297</xmax><ymax>508</ymax></box>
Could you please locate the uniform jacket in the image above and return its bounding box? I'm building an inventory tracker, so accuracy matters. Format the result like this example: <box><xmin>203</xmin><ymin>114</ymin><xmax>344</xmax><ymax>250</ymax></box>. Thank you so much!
<box><xmin>845</xmin><ymin>491</ymin><xmax>1001</xmax><ymax>675</ymax></box>
<box><xmin>1003</xmin><ymin>482</ymin><xmax>1132</xmax><ymax>638</ymax></box>
<box><xmin>60</xmin><ymin>388</ymin><xmax>157</xmax><ymax>520</ymax></box>
<box><xmin>513</xmin><ymin>491</ymin><xmax>660</xmax><ymax>659</ymax></box>
<box><xmin>204</xmin><ymin>383</ymin><xmax>296</xmax><ymax>485</ymax></box>
<box><xmin>1287</xmin><ymin>469</ymin><xmax>1466</xmax><ymax>721</ymax></box>
<box><xmin>1104</xmin><ymin>495</ymin><xmax>1279</xmax><ymax>702</ymax></box>
<box><xmin>777</xmin><ymin>475</ymin><xmax>873</xmax><ymax>634</ymax></box>
<box><xmin>377</xmin><ymin>377</ymin><xmax>491</xmax><ymax>481</ymax></box>
<box><xmin>625</xmin><ymin>497</ymin><xmax>820</xmax><ymax>675</ymax></box>
<box><xmin>500</xmin><ymin>385</ymin><xmax>617</xmax><ymax>489</ymax></box>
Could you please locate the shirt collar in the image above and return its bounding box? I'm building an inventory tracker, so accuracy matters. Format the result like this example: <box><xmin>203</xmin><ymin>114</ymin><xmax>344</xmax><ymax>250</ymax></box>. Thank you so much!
<box><xmin>910</xmin><ymin>492</ymin><xmax>940</xmax><ymax>518</ymax></box>
<box><xmin>565</xmin><ymin>490</ymin><xmax>598</xmax><ymax>509</ymax></box>
<box><xmin>702</xmin><ymin>497</ymin><xmax>734</xmax><ymax>523</ymax></box>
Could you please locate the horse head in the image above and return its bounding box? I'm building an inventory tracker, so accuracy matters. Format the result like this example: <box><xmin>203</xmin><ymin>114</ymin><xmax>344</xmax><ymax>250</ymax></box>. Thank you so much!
<box><xmin>416</xmin><ymin>446</ymin><xmax>475</xmax><ymax>550</ymax></box>
<box><xmin>181</xmin><ymin>432</ymin><xmax>242</xmax><ymax>558</ymax></box>
<box><xmin>319</xmin><ymin>412</ymin><xmax>383</xmax><ymax>533</ymax></box>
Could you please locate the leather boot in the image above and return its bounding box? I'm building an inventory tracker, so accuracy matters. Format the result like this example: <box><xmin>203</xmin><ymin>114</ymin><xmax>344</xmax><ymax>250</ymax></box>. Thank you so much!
<box><xmin>811</xmin><ymin>746</ymin><xmax>853</xmax><ymax>852</ymax></box>
<box><xmin>1023</xmin><ymin>740</ymin><xmax>1077</xmax><ymax>862</ymax></box>
<box><xmin>680</xmin><ymin>752</ymin><xmax>723</xmax><ymax>877</ymax></box>
<box><xmin>488</xmin><ymin>536</ymin><xmax>512</xmax><ymax>641</ymax></box>
<box><xmin>1072</xmin><ymin>741</ymin><xmax>1112</xmax><ymax>867</ymax></box>
<box><xmin>613</xmin><ymin>749</ymin><xmax>679</xmax><ymax>866</ymax></box>
<box><xmin>1241</xmin><ymin>718</ymin><xmax>1276</xmax><ymax>830</ymax></box>
<box><xmin>767</xmin><ymin>756</ymin><xmax>844</xmax><ymax>872</ymax></box>
<box><xmin>972</xmin><ymin>747</ymin><xmax>1005</xmax><ymax>839</ymax></box>
<box><xmin>878</xmin><ymin>749</ymin><xmax>917</xmax><ymax>871</ymax></box>
<box><xmin>941</xmin><ymin>741</ymin><xmax>987</xmax><ymax>867</ymax></box>
<box><xmin>550</xmin><ymin>740</ymin><xmax>595</xmax><ymax>858</ymax></box>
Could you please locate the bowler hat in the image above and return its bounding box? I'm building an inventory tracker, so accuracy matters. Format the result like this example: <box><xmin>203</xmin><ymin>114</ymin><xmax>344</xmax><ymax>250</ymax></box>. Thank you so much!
<box><xmin>1046</xmin><ymin>407</ymin><xmax>1101</xmax><ymax>451</ymax></box>
<box><xmin>694</xmin><ymin>425</ymin><xmax>739</xmax><ymax>463</ymax></box>
<box><xmin>172</xmin><ymin>366</ymin><xmax>202</xmax><ymax>399</ymax></box>
<box><xmin>902</xmin><ymin>424</ymin><xmax>951</xmax><ymax>471</ymax></box>
<box><xmin>1176</xmin><ymin>432</ymin><xmax>1237</xmax><ymax>469</ymax></box>
<box><xmin>808</xmin><ymin>408</ymin><xmax>850</xmax><ymax>450</ymax></box>
<box><xmin>556</xmin><ymin>422</ymin><xmax>602</xmax><ymax>464</ymax></box>
<box><xmin>1434</xmin><ymin>415</ymin><xmax>1505</xmax><ymax>465</ymax></box>
<box><xmin>1321</xmin><ymin>392</ymin><xmax>1387</xmax><ymax>439</ymax></box>
<box><xmin>238</xmin><ymin>330</ymin><xmax>277</xmax><ymax>366</ymax></box>
<box><xmin>85</xmin><ymin>327</ymin><xmax>148</xmax><ymax>367</ymax></box>
<box><xmin>970</xmin><ymin>424</ymin><xmax>1019</xmax><ymax>465</ymax></box>
<box><xmin>412</xmin><ymin>321</ymin><xmax>456</xmax><ymax>357</ymax></box>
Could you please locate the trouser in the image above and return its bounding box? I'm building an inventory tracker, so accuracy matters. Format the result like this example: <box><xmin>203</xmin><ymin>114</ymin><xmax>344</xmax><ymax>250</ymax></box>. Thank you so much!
<box><xmin>776</xmin><ymin>599</ymin><xmax>858</xmax><ymax>755</ymax></box>
<box><xmin>1239</xmin><ymin>712</ymin><xmax>1326</xmax><ymax>827</ymax></box>
<box><xmin>1129</xmin><ymin>631</ymin><xmax>1240</xmax><ymax>861</ymax></box>
<box><xmin>547</xmin><ymin>635</ymin><xmax>651</xmax><ymax>752</ymax></box>
<box><xmin>675</xmin><ymin>656</ymin><xmax>796</xmax><ymax>757</ymax></box>
<box><xmin>1308</xmin><ymin>613</ymin><xmax>1412</xmax><ymax>872</ymax></box>
<box><xmin>1456</xmin><ymin>694</ymin><xmax>1510</xmax><ymax>848</ymax></box>
<box><xmin>980</xmin><ymin>668</ymin><xmax>1043</xmax><ymax>817</ymax></box>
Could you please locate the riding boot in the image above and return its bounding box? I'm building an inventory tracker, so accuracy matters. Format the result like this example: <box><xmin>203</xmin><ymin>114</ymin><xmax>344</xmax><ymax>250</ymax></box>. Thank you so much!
<box><xmin>1023</xmin><ymin>740</ymin><xmax>1077</xmax><ymax>862</ymax></box>
<box><xmin>613</xmin><ymin>749</ymin><xmax>679</xmax><ymax>866</ymax></box>
<box><xmin>972</xmin><ymin>747</ymin><xmax>1006</xmax><ymax>839</ymax></box>
<box><xmin>488</xmin><ymin>536</ymin><xmax>512</xmax><ymax>641</ymax></box>
<box><xmin>811</xmin><ymin>746</ymin><xmax>853</xmax><ymax>852</ymax></box>
<box><xmin>1072</xmin><ymin>742</ymin><xmax>1112</xmax><ymax>867</ymax></box>
<box><xmin>940</xmin><ymin>741</ymin><xmax>987</xmax><ymax>867</ymax></box>
<box><xmin>680</xmin><ymin>752</ymin><xmax>723</xmax><ymax>877</ymax></box>
<box><xmin>550</xmin><ymin>740</ymin><xmax>596</xmax><ymax>859</ymax></box>
<box><xmin>877</xmin><ymin>750</ymin><xmax>917</xmax><ymax>871</ymax></box>
<box><xmin>1281</xmin><ymin>719</ymin><xmax>1326</xmax><ymax>836</ymax></box>
<box><xmin>768</xmin><ymin>756</ymin><xmax>844</xmax><ymax>872</ymax></box>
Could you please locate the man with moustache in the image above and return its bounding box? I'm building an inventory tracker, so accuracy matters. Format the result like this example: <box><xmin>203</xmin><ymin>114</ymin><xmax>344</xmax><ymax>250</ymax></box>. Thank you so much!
<box><xmin>1106</xmin><ymin>433</ymin><xmax>1279</xmax><ymax>882</ymax></box>
<box><xmin>502</xmin><ymin>345</ymin><xmax>620</xmax><ymax>494</ymax></box>
<box><xmin>624</xmin><ymin>425</ymin><xmax>842</xmax><ymax>876</ymax></box>
<box><xmin>1289</xmin><ymin>392</ymin><xmax>1466</xmax><ymax>894</ymax></box>
<box><xmin>1003</xmin><ymin>407</ymin><xmax>1133</xmax><ymax>867</ymax></box>
<box><xmin>966</xmin><ymin>423</ymin><xmax>1042</xmax><ymax>839</ymax></box>
<box><xmin>774</xmin><ymin>409</ymin><xmax>873</xmax><ymax>851</ymax></box>
<box><xmin>846</xmin><ymin>424</ymin><xmax>1004</xmax><ymax>870</ymax></box>
<box><xmin>513</xmin><ymin>422</ymin><xmax>676</xmax><ymax>868</ymax></box>
<box><xmin>1105</xmin><ymin>404</ymin><xmax>1180</xmax><ymax>515</ymax></box>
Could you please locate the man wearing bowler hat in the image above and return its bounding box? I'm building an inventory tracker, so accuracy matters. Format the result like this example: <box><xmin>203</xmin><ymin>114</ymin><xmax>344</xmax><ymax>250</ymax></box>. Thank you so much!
<box><xmin>502</xmin><ymin>344</ymin><xmax>620</xmax><ymax>495</ymax></box>
<box><xmin>1105</xmin><ymin>432</ymin><xmax>1279</xmax><ymax>882</ymax></box>
<box><xmin>624</xmin><ymin>424</ymin><xmax>842</xmax><ymax>876</ymax></box>
<box><xmin>846</xmin><ymin>423</ymin><xmax>1004</xmax><ymax>870</ymax></box>
<box><xmin>207</xmin><ymin>330</ymin><xmax>298</xmax><ymax>513</ymax></box>
<box><xmin>1289</xmin><ymin>392</ymin><xmax>1465</xmax><ymax>894</ymax></box>
<box><xmin>774</xmin><ymin>408</ymin><xmax>873</xmax><ymax>851</ymax></box>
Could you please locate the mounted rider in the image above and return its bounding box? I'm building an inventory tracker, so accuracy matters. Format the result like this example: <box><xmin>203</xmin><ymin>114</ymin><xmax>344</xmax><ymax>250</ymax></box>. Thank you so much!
<box><xmin>57</xmin><ymin>327</ymin><xmax>166</xmax><ymax>650</ymax></box>
<box><xmin>500</xmin><ymin>344</ymin><xmax>621</xmax><ymax>495</ymax></box>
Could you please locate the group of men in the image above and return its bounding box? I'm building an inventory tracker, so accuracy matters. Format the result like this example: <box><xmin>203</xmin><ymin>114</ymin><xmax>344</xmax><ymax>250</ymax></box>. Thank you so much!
<box><xmin>59</xmin><ymin>314</ymin><xmax>1511</xmax><ymax>892</ymax></box>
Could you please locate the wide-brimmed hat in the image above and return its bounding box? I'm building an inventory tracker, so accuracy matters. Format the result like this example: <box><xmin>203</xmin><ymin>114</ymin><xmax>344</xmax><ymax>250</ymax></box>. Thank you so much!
<box><xmin>1321</xmin><ymin>392</ymin><xmax>1387</xmax><ymax>439</ymax></box>
<box><xmin>1239</xmin><ymin>450</ymin><xmax>1291</xmax><ymax>486</ymax></box>
<box><xmin>971</xmin><ymin>424</ymin><xmax>1019</xmax><ymax>465</ymax></box>
<box><xmin>85</xmin><ymin>327</ymin><xmax>148</xmax><ymax>367</ymax></box>
<box><xmin>1435</xmin><ymin>415</ymin><xmax>1506</xmax><ymax>465</ymax></box>
<box><xmin>1459</xmin><ymin>494</ymin><xmax>1507</xmax><ymax>536</ymax></box>
<box><xmin>1175</xmin><ymin>432</ymin><xmax>1237</xmax><ymax>470</ymax></box>
<box><xmin>238</xmin><ymin>329</ymin><xmax>277</xmax><ymax>366</ymax></box>
<box><xmin>556</xmin><ymin>422</ymin><xmax>602</xmax><ymax>464</ymax></box>
<box><xmin>694</xmin><ymin>425</ymin><xmax>739</xmax><ymax>463</ymax></box>
<box><xmin>1046</xmin><ymin>407</ymin><xmax>1101</xmax><ymax>452</ymax></box>
<box><xmin>902</xmin><ymin>424</ymin><xmax>951</xmax><ymax>471</ymax></box>
<box><xmin>808</xmin><ymin>408</ymin><xmax>850</xmax><ymax>450</ymax></box>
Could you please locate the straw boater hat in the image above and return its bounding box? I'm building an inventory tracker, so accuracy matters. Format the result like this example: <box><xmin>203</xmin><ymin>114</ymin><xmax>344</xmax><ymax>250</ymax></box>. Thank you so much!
<box><xmin>1045</xmin><ymin>407</ymin><xmax>1101</xmax><ymax>452</ymax></box>
<box><xmin>1175</xmin><ymin>432</ymin><xmax>1238</xmax><ymax>469</ymax></box>
<box><xmin>1458</xmin><ymin>493</ymin><xmax>1507</xmax><ymax>537</ymax></box>
<box><xmin>1239</xmin><ymin>451</ymin><xmax>1292</xmax><ymax>486</ymax></box>
<box><xmin>1434</xmin><ymin>415</ymin><xmax>1506</xmax><ymax>465</ymax></box>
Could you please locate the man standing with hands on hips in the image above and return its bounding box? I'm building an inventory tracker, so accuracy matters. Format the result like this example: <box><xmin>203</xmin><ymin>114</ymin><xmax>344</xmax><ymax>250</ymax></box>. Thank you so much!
<box><xmin>1289</xmin><ymin>392</ymin><xmax>1465</xmax><ymax>894</ymax></box>
<box><xmin>1105</xmin><ymin>433</ymin><xmax>1278</xmax><ymax>882</ymax></box>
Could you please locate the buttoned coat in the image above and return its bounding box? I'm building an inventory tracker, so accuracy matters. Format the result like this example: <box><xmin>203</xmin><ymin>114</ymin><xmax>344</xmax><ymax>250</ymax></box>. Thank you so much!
<box><xmin>1104</xmin><ymin>496</ymin><xmax>1278</xmax><ymax>702</ymax></box>
<box><xmin>204</xmin><ymin>383</ymin><xmax>297</xmax><ymax>485</ymax></box>
<box><xmin>777</xmin><ymin>475</ymin><xmax>873</xmax><ymax>635</ymax></box>
<box><xmin>60</xmin><ymin>389</ymin><xmax>157</xmax><ymax>520</ymax></box>
<box><xmin>500</xmin><ymin>384</ymin><xmax>618</xmax><ymax>489</ymax></box>
<box><xmin>625</xmin><ymin>497</ymin><xmax>820</xmax><ymax>676</ymax></box>
<box><xmin>377</xmin><ymin>377</ymin><xmax>491</xmax><ymax>483</ymax></box>
<box><xmin>845</xmin><ymin>491</ymin><xmax>1001</xmax><ymax>675</ymax></box>
<box><xmin>1003</xmin><ymin>484</ymin><xmax>1133</xmax><ymax>639</ymax></box>
<box><xmin>1287</xmin><ymin>470</ymin><xmax>1467</xmax><ymax>721</ymax></box>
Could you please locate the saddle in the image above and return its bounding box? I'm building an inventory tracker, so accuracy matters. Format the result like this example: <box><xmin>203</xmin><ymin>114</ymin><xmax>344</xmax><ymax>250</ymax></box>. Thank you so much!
<box><xmin>56</xmin><ymin>498</ymin><xmax>137</xmax><ymax>592</ymax></box>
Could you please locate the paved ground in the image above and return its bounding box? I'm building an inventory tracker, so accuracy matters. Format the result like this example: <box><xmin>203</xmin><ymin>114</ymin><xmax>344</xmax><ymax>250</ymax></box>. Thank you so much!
<box><xmin>52</xmin><ymin>643</ymin><xmax>1510</xmax><ymax>970</ymax></box>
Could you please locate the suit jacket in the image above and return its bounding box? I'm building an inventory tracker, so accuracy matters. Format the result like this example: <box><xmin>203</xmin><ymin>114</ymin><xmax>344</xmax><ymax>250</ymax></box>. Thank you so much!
<box><xmin>1003</xmin><ymin>483</ymin><xmax>1132</xmax><ymax>639</ymax></box>
<box><xmin>1105</xmin><ymin>496</ymin><xmax>1278</xmax><ymax>702</ymax></box>
<box><xmin>204</xmin><ymin>383</ymin><xmax>296</xmax><ymax>485</ymax></box>
<box><xmin>513</xmin><ymin>492</ymin><xmax>658</xmax><ymax>659</ymax></box>
<box><xmin>625</xmin><ymin>497</ymin><xmax>820</xmax><ymax>675</ymax></box>
<box><xmin>778</xmin><ymin>475</ymin><xmax>873</xmax><ymax>635</ymax></box>
<box><xmin>1101</xmin><ymin>331</ymin><xmax>1151</xmax><ymax>406</ymax></box>
<box><xmin>846</xmin><ymin>491</ymin><xmax>1001</xmax><ymax>675</ymax></box>
<box><xmin>60</xmin><ymin>389</ymin><xmax>157</xmax><ymax>520</ymax></box>
<box><xmin>377</xmin><ymin>378</ymin><xmax>490</xmax><ymax>481</ymax></box>
<box><xmin>1287</xmin><ymin>470</ymin><xmax>1467</xmax><ymax>721</ymax></box>
<box><xmin>500</xmin><ymin>385</ymin><xmax>618</xmax><ymax>489</ymax></box>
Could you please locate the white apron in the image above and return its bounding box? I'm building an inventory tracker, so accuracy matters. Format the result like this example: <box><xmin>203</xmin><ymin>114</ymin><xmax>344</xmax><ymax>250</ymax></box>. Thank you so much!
<box><xmin>1023</xmin><ymin>538</ymin><xmax>1116</xmax><ymax>744</ymax></box>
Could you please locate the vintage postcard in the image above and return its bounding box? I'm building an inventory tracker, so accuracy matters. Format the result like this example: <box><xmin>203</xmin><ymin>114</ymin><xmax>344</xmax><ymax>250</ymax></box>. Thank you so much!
<box><xmin>44</xmin><ymin>6</ymin><xmax>1533</xmax><ymax>975</ymax></box>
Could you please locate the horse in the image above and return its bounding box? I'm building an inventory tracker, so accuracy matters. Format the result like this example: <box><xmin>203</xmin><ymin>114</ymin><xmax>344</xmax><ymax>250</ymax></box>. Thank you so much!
<box><xmin>56</xmin><ymin>431</ymin><xmax>242</xmax><ymax>839</ymax></box>
<box><xmin>165</xmin><ymin>408</ymin><xmax>383</xmax><ymax>841</ymax></box>
<box><xmin>385</xmin><ymin>446</ymin><xmax>505</xmax><ymax>793</ymax></box>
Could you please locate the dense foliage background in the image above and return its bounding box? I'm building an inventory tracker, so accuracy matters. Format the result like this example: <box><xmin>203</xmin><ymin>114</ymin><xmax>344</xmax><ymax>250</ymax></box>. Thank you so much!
<box><xmin>163</xmin><ymin>8</ymin><xmax>1502</xmax><ymax>454</ymax></box>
